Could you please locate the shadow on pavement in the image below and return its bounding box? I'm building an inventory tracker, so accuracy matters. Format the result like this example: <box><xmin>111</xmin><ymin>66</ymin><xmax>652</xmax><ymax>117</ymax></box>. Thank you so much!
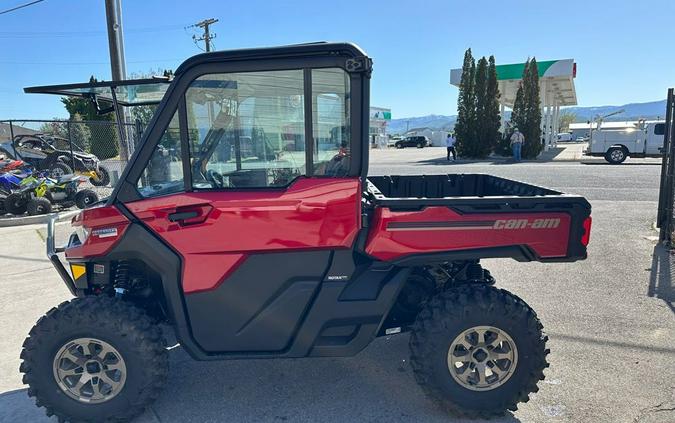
<box><xmin>0</xmin><ymin>389</ymin><xmax>54</xmax><ymax>422</ymax></box>
<box><xmin>648</xmin><ymin>244</ymin><xmax>675</xmax><ymax>315</ymax></box>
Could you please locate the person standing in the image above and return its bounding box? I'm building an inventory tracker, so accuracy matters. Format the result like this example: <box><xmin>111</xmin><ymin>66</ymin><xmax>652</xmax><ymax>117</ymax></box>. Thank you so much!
<box><xmin>510</xmin><ymin>128</ymin><xmax>524</xmax><ymax>162</ymax></box>
<box><xmin>446</xmin><ymin>133</ymin><xmax>457</xmax><ymax>161</ymax></box>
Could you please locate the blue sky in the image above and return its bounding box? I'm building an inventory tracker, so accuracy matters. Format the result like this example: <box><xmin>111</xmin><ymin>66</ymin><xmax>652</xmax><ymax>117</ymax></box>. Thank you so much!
<box><xmin>1</xmin><ymin>0</ymin><xmax>674</xmax><ymax>120</ymax></box>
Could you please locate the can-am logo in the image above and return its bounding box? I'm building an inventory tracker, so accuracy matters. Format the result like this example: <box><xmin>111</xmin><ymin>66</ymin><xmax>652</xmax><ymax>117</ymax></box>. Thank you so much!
<box><xmin>493</xmin><ymin>218</ymin><xmax>561</xmax><ymax>230</ymax></box>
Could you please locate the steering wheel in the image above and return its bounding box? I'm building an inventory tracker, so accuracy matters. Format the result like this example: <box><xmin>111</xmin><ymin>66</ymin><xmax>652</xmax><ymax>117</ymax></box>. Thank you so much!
<box><xmin>205</xmin><ymin>169</ymin><xmax>224</xmax><ymax>188</ymax></box>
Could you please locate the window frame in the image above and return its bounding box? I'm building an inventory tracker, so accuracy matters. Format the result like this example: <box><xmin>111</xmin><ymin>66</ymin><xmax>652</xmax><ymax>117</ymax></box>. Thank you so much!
<box><xmin>181</xmin><ymin>66</ymin><xmax>356</xmax><ymax>192</ymax></box>
<box><xmin>116</xmin><ymin>52</ymin><xmax>368</xmax><ymax>202</ymax></box>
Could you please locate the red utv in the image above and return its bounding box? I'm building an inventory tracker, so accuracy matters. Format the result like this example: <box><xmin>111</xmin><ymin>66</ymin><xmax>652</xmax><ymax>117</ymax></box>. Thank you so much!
<box><xmin>20</xmin><ymin>43</ymin><xmax>591</xmax><ymax>422</ymax></box>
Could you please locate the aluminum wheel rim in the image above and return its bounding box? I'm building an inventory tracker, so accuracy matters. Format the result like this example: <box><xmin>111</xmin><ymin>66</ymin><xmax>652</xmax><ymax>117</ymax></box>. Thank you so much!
<box><xmin>51</xmin><ymin>168</ymin><xmax>65</xmax><ymax>177</ymax></box>
<box><xmin>447</xmin><ymin>325</ymin><xmax>518</xmax><ymax>391</ymax></box>
<box><xmin>52</xmin><ymin>337</ymin><xmax>127</xmax><ymax>404</ymax></box>
<box><xmin>611</xmin><ymin>150</ymin><xmax>624</xmax><ymax>161</ymax></box>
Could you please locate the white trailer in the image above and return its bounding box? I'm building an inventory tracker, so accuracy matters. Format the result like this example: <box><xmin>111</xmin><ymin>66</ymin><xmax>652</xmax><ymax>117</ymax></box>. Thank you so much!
<box><xmin>585</xmin><ymin>120</ymin><xmax>666</xmax><ymax>164</ymax></box>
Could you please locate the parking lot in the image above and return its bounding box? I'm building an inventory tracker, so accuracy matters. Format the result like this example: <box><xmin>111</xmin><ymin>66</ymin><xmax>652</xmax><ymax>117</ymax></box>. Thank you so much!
<box><xmin>0</xmin><ymin>146</ymin><xmax>673</xmax><ymax>423</ymax></box>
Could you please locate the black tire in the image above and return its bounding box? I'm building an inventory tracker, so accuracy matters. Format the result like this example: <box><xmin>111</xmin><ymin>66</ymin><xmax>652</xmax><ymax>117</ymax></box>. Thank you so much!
<box><xmin>0</xmin><ymin>195</ymin><xmax>6</xmax><ymax>215</ymax></box>
<box><xmin>605</xmin><ymin>147</ymin><xmax>627</xmax><ymax>164</ymax></box>
<box><xmin>27</xmin><ymin>197</ymin><xmax>52</xmax><ymax>216</ymax></box>
<box><xmin>417</xmin><ymin>142</ymin><xmax>424</xmax><ymax>148</ymax></box>
<box><xmin>49</xmin><ymin>162</ymin><xmax>73</xmax><ymax>178</ymax></box>
<box><xmin>395</xmin><ymin>142</ymin><xmax>404</xmax><ymax>149</ymax></box>
<box><xmin>90</xmin><ymin>166</ymin><xmax>111</xmax><ymax>187</ymax></box>
<box><xmin>5</xmin><ymin>192</ymin><xmax>27</xmax><ymax>215</ymax></box>
<box><xmin>409</xmin><ymin>284</ymin><xmax>549</xmax><ymax>418</ymax></box>
<box><xmin>75</xmin><ymin>189</ymin><xmax>99</xmax><ymax>209</ymax></box>
<box><xmin>20</xmin><ymin>296</ymin><xmax>168</xmax><ymax>423</ymax></box>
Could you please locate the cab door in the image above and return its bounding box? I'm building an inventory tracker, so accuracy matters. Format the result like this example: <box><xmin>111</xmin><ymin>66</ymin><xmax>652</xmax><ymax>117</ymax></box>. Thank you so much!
<box><xmin>120</xmin><ymin>47</ymin><xmax>369</xmax><ymax>353</ymax></box>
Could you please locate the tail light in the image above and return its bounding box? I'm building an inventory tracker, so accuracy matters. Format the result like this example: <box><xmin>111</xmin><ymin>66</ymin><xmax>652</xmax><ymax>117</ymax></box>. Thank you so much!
<box><xmin>581</xmin><ymin>216</ymin><xmax>592</xmax><ymax>247</ymax></box>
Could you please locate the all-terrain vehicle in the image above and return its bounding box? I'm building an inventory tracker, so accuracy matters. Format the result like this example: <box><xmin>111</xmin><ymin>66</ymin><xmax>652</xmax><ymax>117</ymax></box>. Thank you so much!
<box><xmin>4</xmin><ymin>174</ymin><xmax>98</xmax><ymax>215</ymax></box>
<box><xmin>21</xmin><ymin>43</ymin><xmax>591</xmax><ymax>422</ymax></box>
<box><xmin>1</xmin><ymin>134</ymin><xmax>111</xmax><ymax>185</ymax></box>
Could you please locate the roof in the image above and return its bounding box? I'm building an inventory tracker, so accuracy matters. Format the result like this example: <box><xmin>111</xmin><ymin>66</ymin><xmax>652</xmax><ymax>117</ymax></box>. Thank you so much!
<box><xmin>22</xmin><ymin>42</ymin><xmax>370</xmax><ymax>108</ymax></box>
<box><xmin>450</xmin><ymin>58</ymin><xmax>578</xmax><ymax>108</ymax></box>
<box><xmin>0</xmin><ymin>123</ymin><xmax>38</xmax><ymax>141</ymax></box>
<box><xmin>24</xmin><ymin>78</ymin><xmax>171</xmax><ymax>106</ymax></box>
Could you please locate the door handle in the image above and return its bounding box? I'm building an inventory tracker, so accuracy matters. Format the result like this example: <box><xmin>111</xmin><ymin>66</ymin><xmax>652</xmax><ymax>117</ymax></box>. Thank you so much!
<box><xmin>168</xmin><ymin>211</ymin><xmax>200</xmax><ymax>222</ymax></box>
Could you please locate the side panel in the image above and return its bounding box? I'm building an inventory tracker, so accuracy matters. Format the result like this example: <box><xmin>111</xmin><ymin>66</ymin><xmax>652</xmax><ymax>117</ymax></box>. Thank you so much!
<box><xmin>365</xmin><ymin>206</ymin><xmax>571</xmax><ymax>261</ymax></box>
<box><xmin>124</xmin><ymin>177</ymin><xmax>362</xmax><ymax>293</ymax></box>
<box><xmin>184</xmin><ymin>251</ymin><xmax>330</xmax><ymax>352</ymax></box>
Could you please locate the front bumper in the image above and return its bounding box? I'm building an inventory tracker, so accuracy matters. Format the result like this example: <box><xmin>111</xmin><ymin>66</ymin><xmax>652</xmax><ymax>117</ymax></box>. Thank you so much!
<box><xmin>47</xmin><ymin>215</ymin><xmax>76</xmax><ymax>295</ymax></box>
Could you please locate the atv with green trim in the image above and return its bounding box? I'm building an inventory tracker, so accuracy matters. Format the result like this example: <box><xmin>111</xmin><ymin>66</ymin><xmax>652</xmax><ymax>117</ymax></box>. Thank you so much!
<box><xmin>4</xmin><ymin>174</ymin><xmax>98</xmax><ymax>216</ymax></box>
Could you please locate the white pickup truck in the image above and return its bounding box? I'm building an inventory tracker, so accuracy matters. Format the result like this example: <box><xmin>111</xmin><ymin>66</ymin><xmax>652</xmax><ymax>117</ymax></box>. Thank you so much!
<box><xmin>585</xmin><ymin>120</ymin><xmax>665</xmax><ymax>164</ymax></box>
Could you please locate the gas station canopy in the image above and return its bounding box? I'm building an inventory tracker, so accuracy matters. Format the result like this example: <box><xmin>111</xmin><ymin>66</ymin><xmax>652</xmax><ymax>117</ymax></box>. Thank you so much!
<box><xmin>450</xmin><ymin>58</ymin><xmax>578</xmax><ymax>150</ymax></box>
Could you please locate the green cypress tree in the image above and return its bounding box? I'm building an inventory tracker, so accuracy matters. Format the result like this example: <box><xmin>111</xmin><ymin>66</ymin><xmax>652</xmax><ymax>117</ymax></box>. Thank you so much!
<box><xmin>522</xmin><ymin>58</ymin><xmax>542</xmax><ymax>158</ymax></box>
<box><xmin>486</xmin><ymin>55</ymin><xmax>501</xmax><ymax>153</ymax></box>
<box><xmin>454</xmin><ymin>48</ymin><xmax>476</xmax><ymax>157</ymax></box>
<box><xmin>473</xmin><ymin>56</ymin><xmax>489</xmax><ymax>158</ymax></box>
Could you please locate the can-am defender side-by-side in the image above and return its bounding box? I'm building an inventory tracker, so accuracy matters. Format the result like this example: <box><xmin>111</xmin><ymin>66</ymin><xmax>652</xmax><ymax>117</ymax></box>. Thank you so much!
<box><xmin>20</xmin><ymin>43</ymin><xmax>591</xmax><ymax>422</ymax></box>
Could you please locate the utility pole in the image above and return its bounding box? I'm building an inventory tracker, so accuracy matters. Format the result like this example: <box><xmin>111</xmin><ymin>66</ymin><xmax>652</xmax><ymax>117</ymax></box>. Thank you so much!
<box><xmin>105</xmin><ymin>0</ymin><xmax>127</xmax><ymax>81</ymax></box>
<box><xmin>105</xmin><ymin>0</ymin><xmax>130</xmax><ymax>162</ymax></box>
<box><xmin>192</xmin><ymin>18</ymin><xmax>218</xmax><ymax>52</ymax></box>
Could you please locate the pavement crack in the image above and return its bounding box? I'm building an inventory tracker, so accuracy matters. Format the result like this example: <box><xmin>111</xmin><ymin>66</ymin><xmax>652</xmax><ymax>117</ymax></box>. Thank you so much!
<box><xmin>634</xmin><ymin>402</ymin><xmax>675</xmax><ymax>422</ymax></box>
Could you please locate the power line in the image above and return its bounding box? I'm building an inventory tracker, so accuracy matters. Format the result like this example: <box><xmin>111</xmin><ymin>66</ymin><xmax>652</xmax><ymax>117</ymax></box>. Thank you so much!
<box><xmin>0</xmin><ymin>24</ymin><xmax>187</xmax><ymax>38</ymax></box>
<box><xmin>0</xmin><ymin>0</ymin><xmax>44</xmax><ymax>16</ymax></box>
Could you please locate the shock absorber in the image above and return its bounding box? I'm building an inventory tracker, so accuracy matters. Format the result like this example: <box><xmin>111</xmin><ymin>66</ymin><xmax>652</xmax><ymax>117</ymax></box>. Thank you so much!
<box><xmin>113</xmin><ymin>261</ymin><xmax>131</xmax><ymax>296</ymax></box>
<box><xmin>466</xmin><ymin>261</ymin><xmax>484</xmax><ymax>281</ymax></box>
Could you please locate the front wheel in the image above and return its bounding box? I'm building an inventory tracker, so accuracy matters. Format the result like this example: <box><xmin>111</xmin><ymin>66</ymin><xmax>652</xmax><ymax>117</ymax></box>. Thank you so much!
<box><xmin>395</xmin><ymin>143</ymin><xmax>404</xmax><ymax>149</ymax></box>
<box><xmin>75</xmin><ymin>189</ymin><xmax>99</xmax><ymax>209</ymax></box>
<box><xmin>90</xmin><ymin>165</ymin><xmax>111</xmax><ymax>187</ymax></box>
<box><xmin>49</xmin><ymin>162</ymin><xmax>73</xmax><ymax>178</ymax></box>
<box><xmin>27</xmin><ymin>197</ymin><xmax>52</xmax><ymax>215</ymax></box>
<box><xmin>605</xmin><ymin>147</ymin><xmax>627</xmax><ymax>164</ymax></box>
<box><xmin>417</xmin><ymin>142</ymin><xmax>424</xmax><ymax>148</ymax></box>
<box><xmin>20</xmin><ymin>296</ymin><xmax>168</xmax><ymax>423</ymax></box>
<box><xmin>409</xmin><ymin>285</ymin><xmax>549</xmax><ymax>418</ymax></box>
<box><xmin>4</xmin><ymin>192</ymin><xmax>27</xmax><ymax>215</ymax></box>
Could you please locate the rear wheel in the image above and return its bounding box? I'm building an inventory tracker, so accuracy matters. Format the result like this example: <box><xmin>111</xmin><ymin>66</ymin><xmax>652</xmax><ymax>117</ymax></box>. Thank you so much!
<box><xmin>409</xmin><ymin>285</ymin><xmax>548</xmax><ymax>418</ymax></box>
<box><xmin>417</xmin><ymin>142</ymin><xmax>424</xmax><ymax>148</ymax></box>
<box><xmin>20</xmin><ymin>296</ymin><xmax>168</xmax><ymax>423</ymax></box>
<box><xmin>90</xmin><ymin>166</ymin><xmax>111</xmax><ymax>187</ymax></box>
<box><xmin>605</xmin><ymin>147</ymin><xmax>627</xmax><ymax>164</ymax></box>
<box><xmin>75</xmin><ymin>189</ymin><xmax>99</xmax><ymax>209</ymax></box>
<box><xmin>5</xmin><ymin>192</ymin><xmax>27</xmax><ymax>215</ymax></box>
<box><xmin>49</xmin><ymin>162</ymin><xmax>73</xmax><ymax>178</ymax></box>
<box><xmin>27</xmin><ymin>197</ymin><xmax>52</xmax><ymax>215</ymax></box>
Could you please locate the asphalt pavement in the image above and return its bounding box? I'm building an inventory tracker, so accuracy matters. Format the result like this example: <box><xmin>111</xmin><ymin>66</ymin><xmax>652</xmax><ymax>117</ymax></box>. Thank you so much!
<box><xmin>0</xmin><ymin>147</ymin><xmax>673</xmax><ymax>423</ymax></box>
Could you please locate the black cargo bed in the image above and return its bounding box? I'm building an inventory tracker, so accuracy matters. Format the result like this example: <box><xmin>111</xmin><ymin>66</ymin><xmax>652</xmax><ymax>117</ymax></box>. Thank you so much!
<box><xmin>366</xmin><ymin>174</ymin><xmax>590</xmax><ymax>211</ymax></box>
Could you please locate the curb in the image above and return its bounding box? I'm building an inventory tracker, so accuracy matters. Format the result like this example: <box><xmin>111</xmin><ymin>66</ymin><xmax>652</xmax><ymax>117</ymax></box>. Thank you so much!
<box><xmin>0</xmin><ymin>210</ymin><xmax>79</xmax><ymax>228</ymax></box>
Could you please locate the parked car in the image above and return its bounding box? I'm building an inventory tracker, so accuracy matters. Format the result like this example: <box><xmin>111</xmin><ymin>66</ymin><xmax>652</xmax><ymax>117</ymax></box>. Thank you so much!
<box><xmin>557</xmin><ymin>133</ymin><xmax>573</xmax><ymax>142</ymax></box>
<box><xmin>22</xmin><ymin>43</ymin><xmax>591</xmax><ymax>422</ymax></box>
<box><xmin>575</xmin><ymin>136</ymin><xmax>587</xmax><ymax>142</ymax></box>
<box><xmin>395</xmin><ymin>135</ymin><xmax>429</xmax><ymax>148</ymax></box>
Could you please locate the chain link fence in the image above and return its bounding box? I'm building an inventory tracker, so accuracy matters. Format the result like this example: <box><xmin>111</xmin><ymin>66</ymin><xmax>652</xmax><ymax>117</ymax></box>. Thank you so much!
<box><xmin>657</xmin><ymin>88</ymin><xmax>675</xmax><ymax>245</ymax></box>
<box><xmin>0</xmin><ymin>119</ymin><xmax>145</xmax><ymax>198</ymax></box>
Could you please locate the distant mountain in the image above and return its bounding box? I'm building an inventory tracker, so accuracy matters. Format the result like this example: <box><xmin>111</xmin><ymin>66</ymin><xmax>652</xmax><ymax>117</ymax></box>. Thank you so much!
<box><xmin>561</xmin><ymin>100</ymin><xmax>667</xmax><ymax>122</ymax></box>
<box><xmin>388</xmin><ymin>99</ymin><xmax>667</xmax><ymax>134</ymax></box>
<box><xmin>388</xmin><ymin>114</ymin><xmax>456</xmax><ymax>134</ymax></box>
